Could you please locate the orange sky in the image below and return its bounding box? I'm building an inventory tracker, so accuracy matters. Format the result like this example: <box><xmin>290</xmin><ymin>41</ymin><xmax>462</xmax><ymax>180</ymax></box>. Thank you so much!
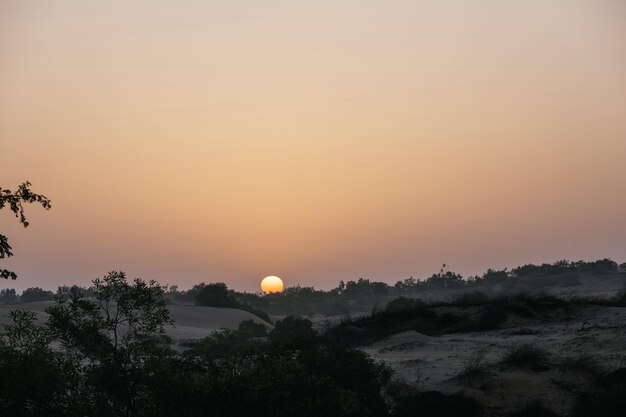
<box><xmin>1</xmin><ymin>0</ymin><xmax>625</xmax><ymax>292</ymax></box>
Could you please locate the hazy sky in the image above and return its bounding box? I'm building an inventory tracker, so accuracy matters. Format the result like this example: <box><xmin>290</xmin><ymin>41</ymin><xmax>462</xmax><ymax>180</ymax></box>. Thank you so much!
<box><xmin>1</xmin><ymin>0</ymin><xmax>625</xmax><ymax>292</ymax></box>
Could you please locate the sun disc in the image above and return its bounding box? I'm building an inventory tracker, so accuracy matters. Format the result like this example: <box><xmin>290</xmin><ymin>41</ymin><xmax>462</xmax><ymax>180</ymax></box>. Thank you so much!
<box><xmin>261</xmin><ymin>276</ymin><xmax>284</xmax><ymax>294</ymax></box>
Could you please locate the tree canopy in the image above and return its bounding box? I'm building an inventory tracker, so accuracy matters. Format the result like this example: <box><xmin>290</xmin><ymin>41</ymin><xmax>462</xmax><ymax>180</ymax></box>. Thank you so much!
<box><xmin>0</xmin><ymin>182</ymin><xmax>51</xmax><ymax>279</ymax></box>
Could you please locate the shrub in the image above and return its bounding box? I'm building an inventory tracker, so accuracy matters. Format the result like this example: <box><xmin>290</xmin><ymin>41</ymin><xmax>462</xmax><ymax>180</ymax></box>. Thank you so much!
<box><xmin>453</xmin><ymin>291</ymin><xmax>490</xmax><ymax>306</ymax></box>
<box><xmin>500</xmin><ymin>344</ymin><xmax>550</xmax><ymax>371</ymax></box>
<box><xmin>457</xmin><ymin>349</ymin><xmax>489</xmax><ymax>380</ymax></box>
<box><xmin>613</xmin><ymin>289</ymin><xmax>626</xmax><ymax>305</ymax></box>
<box><xmin>269</xmin><ymin>316</ymin><xmax>317</xmax><ymax>350</ymax></box>
<box><xmin>384</xmin><ymin>297</ymin><xmax>426</xmax><ymax>313</ymax></box>
<box><xmin>475</xmin><ymin>303</ymin><xmax>508</xmax><ymax>330</ymax></box>
<box><xmin>237</xmin><ymin>319</ymin><xmax>268</xmax><ymax>338</ymax></box>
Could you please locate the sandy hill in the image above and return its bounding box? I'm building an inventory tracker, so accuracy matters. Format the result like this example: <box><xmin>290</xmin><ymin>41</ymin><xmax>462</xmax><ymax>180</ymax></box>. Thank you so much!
<box><xmin>0</xmin><ymin>301</ymin><xmax>269</xmax><ymax>342</ymax></box>
<box><xmin>361</xmin><ymin>300</ymin><xmax>626</xmax><ymax>416</ymax></box>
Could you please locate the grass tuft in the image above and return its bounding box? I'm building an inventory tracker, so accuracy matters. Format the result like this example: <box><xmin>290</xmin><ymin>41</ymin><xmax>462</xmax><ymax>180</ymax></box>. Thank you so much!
<box><xmin>500</xmin><ymin>344</ymin><xmax>550</xmax><ymax>371</ymax></box>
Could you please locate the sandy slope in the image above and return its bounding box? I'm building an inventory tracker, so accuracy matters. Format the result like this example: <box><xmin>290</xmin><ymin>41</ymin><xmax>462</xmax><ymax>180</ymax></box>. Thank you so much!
<box><xmin>362</xmin><ymin>304</ymin><xmax>626</xmax><ymax>415</ymax></box>
<box><xmin>0</xmin><ymin>301</ymin><xmax>268</xmax><ymax>342</ymax></box>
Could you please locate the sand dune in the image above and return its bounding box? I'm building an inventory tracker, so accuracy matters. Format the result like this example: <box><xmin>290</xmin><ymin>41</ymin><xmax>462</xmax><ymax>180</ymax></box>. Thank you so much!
<box><xmin>0</xmin><ymin>301</ymin><xmax>269</xmax><ymax>342</ymax></box>
<box><xmin>362</xmin><ymin>304</ymin><xmax>626</xmax><ymax>415</ymax></box>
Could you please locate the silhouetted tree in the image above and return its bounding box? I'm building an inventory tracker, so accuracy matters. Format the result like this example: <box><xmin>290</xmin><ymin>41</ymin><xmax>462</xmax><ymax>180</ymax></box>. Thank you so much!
<box><xmin>269</xmin><ymin>316</ymin><xmax>317</xmax><ymax>350</ymax></box>
<box><xmin>590</xmin><ymin>258</ymin><xmax>618</xmax><ymax>274</ymax></box>
<box><xmin>20</xmin><ymin>287</ymin><xmax>55</xmax><ymax>303</ymax></box>
<box><xmin>194</xmin><ymin>282</ymin><xmax>272</xmax><ymax>323</ymax></box>
<box><xmin>0</xmin><ymin>288</ymin><xmax>17</xmax><ymax>303</ymax></box>
<box><xmin>195</xmin><ymin>282</ymin><xmax>238</xmax><ymax>308</ymax></box>
<box><xmin>47</xmin><ymin>271</ymin><xmax>172</xmax><ymax>416</ymax></box>
<box><xmin>425</xmin><ymin>265</ymin><xmax>464</xmax><ymax>288</ymax></box>
<box><xmin>480</xmin><ymin>268</ymin><xmax>509</xmax><ymax>284</ymax></box>
<box><xmin>0</xmin><ymin>182</ymin><xmax>51</xmax><ymax>279</ymax></box>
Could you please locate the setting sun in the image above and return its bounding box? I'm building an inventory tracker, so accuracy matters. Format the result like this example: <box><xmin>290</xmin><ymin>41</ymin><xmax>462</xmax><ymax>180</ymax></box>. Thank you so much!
<box><xmin>261</xmin><ymin>276</ymin><xmax>284</xmax><ymax>294</ymax></box>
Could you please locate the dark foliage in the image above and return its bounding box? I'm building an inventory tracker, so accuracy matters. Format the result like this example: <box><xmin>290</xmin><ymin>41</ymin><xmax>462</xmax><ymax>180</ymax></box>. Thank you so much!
<box><xmin>323</xmin><ymin>298</ymin><xmax>437</xmax><ymax>347</ymax></box>
<box><xmin>0</xmin><ymin>273</ymin><xmax>392</xmax><ymax>417</ymax></box>
<box><xmin>0</xmin><ymin>288</ymin><xmax>18</xmax><ymax>303</ymax></box>
<box><xmin>571</xmin><ymin>368</ymin><xmax>626</xmax><ymax>417</ymax></box>
<box><xmin>453</xmin><ymin>291</ymin><xmax>491</xmax><ymax>306</ymax></box>
<box><xmin>0</xmin><ymin>182</ymin><xmax>51</xmax><ymax>280</ymax></box>
<box><xmin>391</xmin><ymin>391</ymin><xmax>483</xmax><ymax>417</ymax></box>
<box><xmin>46</xmin><ymin>272</ymin><xmax>172</xmax><ymax>416</ymax></box>
<box><xmin>20</xmin><ymin>287</ymin><xmax>55</xmax><ymax>303</ymax></box>
<box><xmin>0</xmin><ymin>310</ymin><xmax>79</xmax><ymax>417</ymax></box>
<box><xmin>512</xmin><ymin>259</ymin><xmax>618</xmax><ymax>278</ymax></box>
<box><xmin>176</xmin><ymin>316</ymin><xmax>392</xmax><ymax>417</ymax></box>
<box><xmin>384</xmin><ymin>296</ymin><xmax>427</xmax><ymax>312</ymax></box>
<box><xmin>236</xmin><ymin>318</ymin><xmax>268</xmax><ymax>337</ymax></box>
<box><xmin>508</xmin><ymin>401</ymin><xmax>560</xmax><ymax>417</ymax></box>
<box><xmin>195</xmin><ymin>282</ymin><xmax>238</xmax><ymax>307</ymax></box>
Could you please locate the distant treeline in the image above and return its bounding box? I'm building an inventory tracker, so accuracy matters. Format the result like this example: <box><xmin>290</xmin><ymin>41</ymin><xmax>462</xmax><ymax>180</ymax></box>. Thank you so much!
<box><xmin>235</xmin><ymin>258</ymin><xmax>625</xmax><ymax>315</ymax></box>
<box><xmin>2</xmin><ymin>259</ymin><xmax>625</xmax><ymax>316</ymax></box>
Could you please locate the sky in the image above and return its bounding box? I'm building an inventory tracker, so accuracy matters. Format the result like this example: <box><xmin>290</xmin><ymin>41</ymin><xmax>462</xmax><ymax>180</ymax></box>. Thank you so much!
<box><xmin>1</xmin><ymin>0</ymin><xmax>625</xmax><ymax>292</ymax></box>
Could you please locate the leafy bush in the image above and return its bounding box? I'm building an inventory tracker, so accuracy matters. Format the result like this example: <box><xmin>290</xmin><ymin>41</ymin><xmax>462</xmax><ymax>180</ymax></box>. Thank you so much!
<box><xmin>237</xmin><ymin>319</ymin><xmax>268</xmax><ymax>338</ymax></box>
<box><xmin>269</xmin><ymin>316</ymin><xmax>317</xmax><ymax>350</ymax></box>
